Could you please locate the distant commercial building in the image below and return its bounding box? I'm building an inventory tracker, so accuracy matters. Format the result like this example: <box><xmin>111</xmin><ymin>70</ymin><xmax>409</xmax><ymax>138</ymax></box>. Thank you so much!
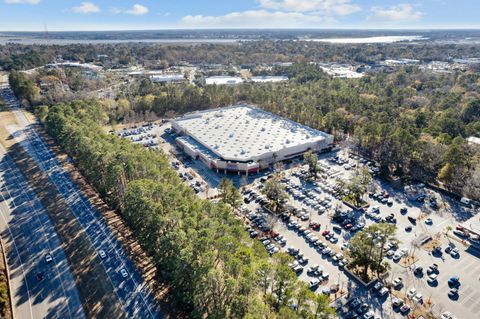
<box><xmin>205</xmin><ymin>76</ymin><xmax>244</xmax><ymax>85</ymax></box>
<box><xmin>251</xmin><ymin>76</ymin><xmax>288</xmax><ymax>83</ymax></box>
<box><xmin>45</xmin><ymin>62</ymin><xmax>102</xmax><ymax>72</ymax></box>
<box><xmin>172</xmin><ymin>104</ymin><xmax>334</xmax><ymax>175</ymax></box>
<box><xmin>318</xmin><ymin>63</ymin><xmax>364</xmax><ymax>79</ymax></box>
<box><xmin>149</xmin><ymin>74</ymin><xmax>185</xmax><ymax>84</ymax></box>
<box><xmin>383</xmin><ymin>59</ymin><xmax>420</xmax><ymax>66</ymax></box>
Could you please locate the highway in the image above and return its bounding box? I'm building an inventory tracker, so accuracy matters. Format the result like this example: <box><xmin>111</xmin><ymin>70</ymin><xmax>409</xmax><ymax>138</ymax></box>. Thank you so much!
<box><xmin>5</xmin><ymin>86</ymin><xmax>162</xmax><ymax>318</ymax></box>
<box><xmin>0</xmin><ymin>144</ymin><xmax>85</xmax><ymax>319</ymax></box>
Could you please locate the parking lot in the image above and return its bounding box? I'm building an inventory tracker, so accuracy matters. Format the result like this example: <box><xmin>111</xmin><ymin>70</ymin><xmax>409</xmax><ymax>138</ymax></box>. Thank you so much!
<box><xmin>238</xmin><ymin>152</ymin><xmax>479</xmax><ymax>319</ymax></box>
<box><xmin>115</xmin><ymin>118</ymin><xmax>480</xmax><ymax>319</ymax></box>
<box><xmin>115</xmin><ymin>121</ymin><xmax>301</xmax><ymax>199</ymax></box>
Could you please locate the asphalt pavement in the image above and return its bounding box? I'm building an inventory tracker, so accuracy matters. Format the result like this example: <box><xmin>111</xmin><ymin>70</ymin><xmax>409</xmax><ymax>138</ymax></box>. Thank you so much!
<box><xmin>2</xmin><ymin>84</ymin><xmax>163</xmax><ymax>318</ymax></box>
<box><xmin>0</xmin><ymin>144</ymin><xmax>85</xmax><ymax>319</ymax></box>
<box><xmin>11</xmin><ymin>115</ymin><xmax>163</xmax><ymax>318</ymax></box>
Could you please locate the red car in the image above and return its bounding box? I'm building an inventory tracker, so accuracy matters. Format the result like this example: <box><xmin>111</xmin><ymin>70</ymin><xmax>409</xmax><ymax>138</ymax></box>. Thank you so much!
<box><xmin>270</xmin><ymin>231</ymin><xmax>279</xmax><ymax>238</ymax></box>
<box><xmin>344</xmin><ymin>224</ymin><xmax>353</xmax><ymax>230</ymax></box>
<box><xmin>309</xmin><ymin>222</ymin><xmax>320</xmax><ymax>230</ymax></box>
<box><xmin>322</xmin><ymin>230</ymin><xmax>330</xmax><ymax>236</ymax></box>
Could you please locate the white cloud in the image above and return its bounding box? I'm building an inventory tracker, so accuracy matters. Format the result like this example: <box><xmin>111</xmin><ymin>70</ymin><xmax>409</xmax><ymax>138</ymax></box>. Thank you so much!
<box><xmin>71</xmin><ymin>2</ymin><xmax>100</xmax><ymax>14</ymax></box>
<box><xmin>4</xmin><ymin>0</ymin><xmax>41</xmax><ymax>4</ymax></box>
<box><xmin>111</xmin><ymin>4</ymin><xmax>149</xmax><ymax>16</ymax></box>
<box><xmin>125</xmin><ymin>4</ymin><xmax>149</xmax><ymax>16</ymax></box>
<box><xmin>181</xmin><ymin>10</ymin><xmax>334</xmax><ymax>28</ymax></box>
<box><xmin>369</xmin><ymin>4</ymin><xmax>424</xmax><ymax>21</ymax></box>
<box><xmin>258</xmin><ymin>0</ymin><xmax>361</xmax><ymax>15</ymax></box>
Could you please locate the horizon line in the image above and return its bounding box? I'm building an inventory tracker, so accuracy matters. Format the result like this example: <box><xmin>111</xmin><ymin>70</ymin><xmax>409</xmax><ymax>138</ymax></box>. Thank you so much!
<box><xmin>1</xmin><ymin>27</ymin><xmax>480</xmax><ymax>33</ymax></box>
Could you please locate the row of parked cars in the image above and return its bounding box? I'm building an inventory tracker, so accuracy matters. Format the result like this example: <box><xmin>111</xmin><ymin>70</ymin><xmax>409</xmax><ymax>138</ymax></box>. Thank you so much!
<box><xmin>329</xmin><ymin>154</ymin><xmax>379</xmax><ymax>176</ymax></box>
<box><xmin>339</xmin><ymin>297</ymin><xmax>380</xmax><ymax>319</ymax></box>
<box><xmin>117</xmin><ymin>124</ymin><xmax>159</xmax><ymax>148</ymax></box>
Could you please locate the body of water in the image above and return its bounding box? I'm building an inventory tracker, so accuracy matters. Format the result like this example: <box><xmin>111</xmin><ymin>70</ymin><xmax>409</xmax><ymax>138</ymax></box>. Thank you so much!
<box><xmin>302</xmin><ymin>35</ymin><xmax>427</xmax><ymax>44</ymax></box>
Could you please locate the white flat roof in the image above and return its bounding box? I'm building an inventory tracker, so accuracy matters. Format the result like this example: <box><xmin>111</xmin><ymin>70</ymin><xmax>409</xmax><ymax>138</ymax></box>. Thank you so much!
<box><xmin>150</xmin><ymin>74</ymin><xmax>184</xmax><ymax>82</ymax></box>
<box><xmin>173</xmin><ymin>104</ymin><xmax>331</xmax><ymax>162</ymax></box>
<box><xmin>205</xmin><ymin>76</ymin><xmax>244</xmax><ymax>85</ymax></box>
<box><xmin>251</xmin><ymin>76</ymin><xmax>288</xmax><ymax>83</ymax></box>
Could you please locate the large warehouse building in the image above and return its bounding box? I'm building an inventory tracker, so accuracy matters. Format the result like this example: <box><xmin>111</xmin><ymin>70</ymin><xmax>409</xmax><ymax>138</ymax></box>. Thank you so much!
<box><xmin>171</xmin><ymin>104</ymin><xmax>334</xmax><ymax>175</ymax></box>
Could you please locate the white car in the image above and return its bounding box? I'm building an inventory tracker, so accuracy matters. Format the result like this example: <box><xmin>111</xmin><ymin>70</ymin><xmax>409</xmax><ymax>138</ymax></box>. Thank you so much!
<box><xmin>45</xmin><ymin>254</ymin><xmax>53</xmax><ymax>263</ymax></box>
<box><xmin>378</xmin><ymin>287</ymin><xmax>389</xmax><ymax>297</ymax></box>
<box><xmin>412</xmin><ymin>293</ymin><xmax>423</xmax><ymax>303</ymax></box>
<box><xmin>363</xmin><ymin>311</ymin><xmax>375</xmax><ymax>319</ymax></box>
<box><xmin>427</xmin><ymin>273</ymin><xmax>438</xmax><ymax>284</ymax></box>
<box><xmin>392</xmin><ymin>253</ymin><xmax>402</xmax><ymax>262</ymax></box>
<box><xmin>450</xmin><ymin>248</ymin><xmax>460</xmax><ymax>257</ymax></box>
<box><xmin>441</xmin><ymin>312</ymin><xmax>457</xmax><ymax>319</ymax></box>
<box><xmin>407</xmin><ymin>288</ymin><xmax>417</xmax><ymax>299</ymax></box>
<box><xmin>120</xmin><ymin>268</ymin><xmax>128</xmax><ymax>278</ymax></box>
<box><xmin>269</xmin><ymin>247</ymin><xmax>279</xmax><ymax>254</ymax></box>
<box><xmin>99</xmin><ymin>250</ymin><xmax>107</xmax><ymax>259</ymax></box>
<box><xmin>392</xmin><ymin>277</ymin><xmax>403</xmax><ymax>288</ymax></box>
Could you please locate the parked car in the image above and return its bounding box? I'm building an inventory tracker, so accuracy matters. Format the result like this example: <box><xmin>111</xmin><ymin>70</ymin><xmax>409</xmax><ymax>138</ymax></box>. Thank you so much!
<box><xmin>378</xmin><ymin>287</ymin><xmax>389</xmax><ymax>297</ymax></box>
<box><xmin>372</xmin><ymin>282</ymin><xmax>383</xmax><ymax>291</ymax></box>
<box><xmin>392</xmin><ymin>277</ymin><xmax>403</xmax><ymax>289</ymax></box>
<box><xmin>120</xmin><ymin>268</ymin><xmax>128</xmax><ymax>278</ymax></box>
<box><xmin>399</xmin><ymin>304</ymin><xmax>410</xmax><ymax>313</ymax></box>
<box><xmin>448</xmin><ymin>277</ymin><xmax>460</xmax><ymax>287</ymax></box>
<box><xmin>427</xmin><ymin>274</ymin><xmax>438</xmax><ymax>285</ymax></box>
<box><xmin>448</xmin><ymin>288</ymin><xmax>459</xmax><ymax>300</ymax></box>
<box><xmin>407</xmin><ymin>288</ymin><xmax>417</xmax><ymax>299</ymax></box>
<box><xmin>392</xmin><ymin>297</ymin><xmax>403</xmax><ymax>308</ymax></box>
<box><xmin>310</xmin><ymin>278</ymin><xmax>320</xmax><ymax>288</ymax></box>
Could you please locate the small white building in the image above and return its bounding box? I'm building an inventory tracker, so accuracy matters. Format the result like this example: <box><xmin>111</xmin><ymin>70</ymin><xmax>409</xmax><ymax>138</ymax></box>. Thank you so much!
<box><xmin>251</xmin><ymin>76</ymin><xmax>289</xmax><ymax>83</ymax></box>
<box><xmin>150</xmin><ymin>74</ymin><xmax>185</xmax><ymax>84</ymax></box>
<box><xmin>205</xmin><ymin>76</ymin><xmax>244</xmax><ymax>85</ymax></box>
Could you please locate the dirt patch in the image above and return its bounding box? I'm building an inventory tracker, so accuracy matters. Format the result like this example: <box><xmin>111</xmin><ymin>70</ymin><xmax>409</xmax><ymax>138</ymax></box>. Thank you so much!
<box><xmin>8</xmin><ymin>142</ymin><xmax>125</xmax><ymax>319</ymax></box>
<box><xmin>399</xmin><ymin>254</ymin><xmax>419</xmax><ymax>267</ymax></box>
<box><xmin>0</xmin><ymin>111</ymin><xmax>18</xmax><ymax>148</ymax></box>
<box><xmin>422</xmin><ymin>239</ymin><xmax>442</xmax><ymax>252</ymax></box>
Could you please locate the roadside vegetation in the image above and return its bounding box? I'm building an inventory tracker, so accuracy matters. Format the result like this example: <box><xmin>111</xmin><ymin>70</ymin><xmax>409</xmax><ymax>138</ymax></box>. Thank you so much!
<box><xmin>42</xmin><ymin>99</ymin><xmax>334</xmax><ymax>318</ymax></box>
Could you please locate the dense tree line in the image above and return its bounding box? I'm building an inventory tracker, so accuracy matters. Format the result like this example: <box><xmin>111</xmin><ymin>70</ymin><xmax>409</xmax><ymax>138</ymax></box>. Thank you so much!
<box><xmin>8</xmin><ymin>71</ymin><xmax>39</xmax><ymax>105</ymax></box>
<box><xmin>10</xmin><ymin>58</ymin><xmax>480</xmax><ymax>199</ymax></box>
<box><xmin>2</xmin><ymin>41</ymin><xmax>480</xmax><ymax>71</ymax></box>
<box><xmin>113</xmin><ymin>64</ymin><xmax>480</xmax><ymax>199</ymax></box>
<box><xmin>43</xmin><ymin>100</ymin><xmax>334</xmax><ymax>319</ymax></box>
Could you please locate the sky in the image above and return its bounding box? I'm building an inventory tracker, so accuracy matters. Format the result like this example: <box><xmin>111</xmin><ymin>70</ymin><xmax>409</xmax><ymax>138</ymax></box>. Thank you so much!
<box><xmin>0</xmin><ymin>0</ymin><xmax>479</xmax><ymax>31</ymax></box>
